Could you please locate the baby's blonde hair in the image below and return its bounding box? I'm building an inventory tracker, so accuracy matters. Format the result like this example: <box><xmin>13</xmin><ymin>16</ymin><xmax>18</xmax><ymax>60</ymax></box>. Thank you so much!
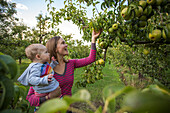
<box><xmin>25</xmin><ymin>44</ymin><xmax>45</xmax><ymax>61</ymax></box>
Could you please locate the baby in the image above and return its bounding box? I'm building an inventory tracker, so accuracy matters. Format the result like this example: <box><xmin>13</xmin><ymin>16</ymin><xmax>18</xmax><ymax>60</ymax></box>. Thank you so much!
<box><xmin>18</xmin><ymin>44</ymin><xmax>61</xmax><ymax>100</ymax></box>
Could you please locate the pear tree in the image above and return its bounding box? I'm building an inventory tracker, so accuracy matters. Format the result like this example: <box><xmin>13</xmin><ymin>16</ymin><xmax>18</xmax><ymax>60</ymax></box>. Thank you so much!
<box><xmin>45</xmin><ymin>0</ymin><xmax>170</xmax><ymax>86</ymax></box>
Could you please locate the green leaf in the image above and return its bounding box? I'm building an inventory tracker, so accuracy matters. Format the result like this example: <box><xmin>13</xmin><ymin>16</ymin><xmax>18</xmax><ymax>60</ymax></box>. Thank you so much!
<box><xmin>107</xmin><ymin>98</ymin><xmax>116</xmax><ymax>113</ymax></box>
<box><xmin>0</xmin><ymin>76</ymin><xmax>14</xmax><ymax>110</ymax></box>
<box><xmin>72</xmin><ymin>89</ymin><xmax>91</xmax><ymax>101</ymax></box>
<box><xmin>63</xmin><ymin>96</ymin><xmax>77</xmax><ymax>105</ymax></box>
<box><xmin>0</xmin><ymin>52</ymin><xmax>4</xmax><ymax>55</ymax></box>
<box><xmin>102</xmin><ymin>84</ymin><xmax>125</xmax><ymax>100</ymax></box>
<box><xmin>37</xmin><ymin>98</ymin><xmax>69</xmax><ymax>113</ymax></box>
<box><xmin>101</xmin><ymin>2</ymin><xmax>106</xmax><ymax>10</ymax></box>
<box><xmin>147</xmin><ymin>84</ymin><xmax>170</xmax><ymax>96</ymax></box>
<box><xmin>63</xmin><ymin>89</ymin><xmax>91</xmax><ymax>107</ymax></box>
<box><xmin>0</xmin><ymin>109</ymin><xmax>22</xmax><ymax>113</ymax></box>
<box><xmin>103</xmin><ymin>85</ymin><xmax>134</xmax><ymax>113</ymax></box>
<box><xmin>94</xmin><ymin>106</ymin><xmax>102</xmax><ymax>113</ymax></box>
<box><xmin>18</xmin><ymin>85</ymin><xmax>27</xmax><ymax>97</ymax></box>
<box><xmin>0</xmin><ymin>55</ymin><xmax>19</xmax><ymax>79</ymax></box>
<box><xmin>0</xmin><ymin>59</ymin><xmax>9</xmax><ymax>75</ymax></box>
<box><xmin>13</xmin><ymin>84</ymin><xmax>20</xmax><ymax>106</ymax></box>
<box><xmin>123</xmin><ymin>91</ymin><xmax>170</xmax><ymax>113</ymax></box>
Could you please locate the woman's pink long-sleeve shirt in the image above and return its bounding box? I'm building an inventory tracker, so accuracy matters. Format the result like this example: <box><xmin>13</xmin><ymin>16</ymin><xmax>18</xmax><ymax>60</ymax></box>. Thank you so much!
<box><xmin>26</xmin><ymin>46</ymin><xmax>96</xmax><ymax>106</ymax></box>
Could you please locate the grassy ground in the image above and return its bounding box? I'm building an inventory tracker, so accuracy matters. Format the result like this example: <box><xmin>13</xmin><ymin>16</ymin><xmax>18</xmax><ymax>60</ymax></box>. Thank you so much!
<box><xmin>71</xmin><ymin>63</ymin><xmax>124</xmax><ymax>111</ymax></box>
<box><xmin>17</xmin><ymin>59</ymin><xmax>124</xmax><ymax>112</ymax></box>
<box><xmin>72</xmin><ymin>63</ymin><xmax>124</xmax><ymax>101</ymax></box>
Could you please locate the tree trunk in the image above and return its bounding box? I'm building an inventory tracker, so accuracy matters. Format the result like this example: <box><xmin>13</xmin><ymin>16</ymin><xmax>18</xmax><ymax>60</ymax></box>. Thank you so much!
<box><xmin>103</xmin><ymin>47</ymin><xmax>108</xmax><ymax>66</ymax></box>
<box><xmin>19</xmin><ymin>58</ymin><xmax>22</xmax><ymax>64</ymax></box>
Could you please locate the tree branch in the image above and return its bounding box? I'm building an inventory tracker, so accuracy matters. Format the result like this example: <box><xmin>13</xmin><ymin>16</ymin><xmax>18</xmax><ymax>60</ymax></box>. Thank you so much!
<box><xmin>120</xmin><ymin>39</ymin><xmax>170</xmax><ymax>45</ymax></box>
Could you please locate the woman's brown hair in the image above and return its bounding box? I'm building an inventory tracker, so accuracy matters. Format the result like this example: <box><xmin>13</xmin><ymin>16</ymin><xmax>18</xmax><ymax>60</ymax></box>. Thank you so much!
<box><xmin>46</xmin><ymin>36</ymin><xmax>68</xmax><ymax>63</ymax></box>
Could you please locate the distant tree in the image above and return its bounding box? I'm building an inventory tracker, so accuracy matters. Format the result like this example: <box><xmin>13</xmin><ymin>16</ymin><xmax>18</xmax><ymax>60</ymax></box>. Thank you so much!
<box><xmin>0</xmin><ymin>0</ymin><xmax>32</xmax><ymax>63</ymax></box>
<box><xmin>0</xmin><ymin>0</ymin><xmax>18</xmax><ymax>44</ymax></box>
<box><xmin>36</xmin><ymin>14</ymin><xmax>51</xmax><ymax>43</ymax></box>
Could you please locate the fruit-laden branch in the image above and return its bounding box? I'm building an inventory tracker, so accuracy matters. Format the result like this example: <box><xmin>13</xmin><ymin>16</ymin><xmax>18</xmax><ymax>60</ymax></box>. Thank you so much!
<box><xmin>157</xmin><ymin>8</ymin><xmax>163</xmax><ymax>24</ymax></box>
<box><xmin>120</xmin><ymin>39</ymin><xmax>170</xmax><ymax>44</ymax></box>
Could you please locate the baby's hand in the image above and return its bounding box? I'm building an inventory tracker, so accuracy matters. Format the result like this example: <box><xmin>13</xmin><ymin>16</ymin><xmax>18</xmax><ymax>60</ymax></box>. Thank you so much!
<box><xmin>51</xmin><ymin>56</ymin><xmax>59</xmax><ymax>66</ymax></box>
<box><xmin>48</xmin><ymin>74</ymin><xmax>53</xmax><ymax>82</ymax></box>
<box><xmin>51</xmin><ymin>56</ymin><xmax>56</xmax><ymax>61</ymax></box>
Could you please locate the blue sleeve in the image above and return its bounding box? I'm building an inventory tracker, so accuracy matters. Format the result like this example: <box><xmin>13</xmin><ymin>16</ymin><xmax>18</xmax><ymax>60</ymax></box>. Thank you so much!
<box><xmin>50</xmin><ymin>60</ymin><xmax>58</xmax><ymax>69</ymax></box>
<box><xmin>28</xmin><ymin>67</ymin><xmax>49</xmax><ymax>86</ymax></box>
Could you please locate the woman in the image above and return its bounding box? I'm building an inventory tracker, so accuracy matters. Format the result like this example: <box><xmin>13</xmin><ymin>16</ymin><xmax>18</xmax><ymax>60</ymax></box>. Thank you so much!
<box><xmin>26</xmin><ymin>30</ymin><xmax>101</xmax><ymax>108</ymax></box>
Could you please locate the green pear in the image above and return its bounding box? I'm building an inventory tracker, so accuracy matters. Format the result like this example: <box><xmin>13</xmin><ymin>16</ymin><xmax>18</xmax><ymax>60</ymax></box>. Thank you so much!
<box><xmin>121</xmin><ymin>7</ymin><xmax>128</xmax><ymax>18</ymax></box>
<box><xmin>143</xmin><ymin>49</ymin><xmax>150</xmax><ymax>55</ymax></box>
<box><xmin>166</xmin><ymin>23</ymin><xmax>170</xmax><ymax>31</ymax></box>
<box><xmin>155</xmin><ymin>0</ymin><xmax>163</xmax><ymax>6</ymax></box>
<box><xmin>99</xmin><ymin>42</ymin><xmax>106</xmax><ymax>48</ymax></box>
<box><xmin>143</xmin><ymin>5</ymin><xmax>152</xmax><ymax>16</ymax></box>
<box><xmin>143</xmin><ymin>8</ymin><xmax>148</xmax><ymax>15</ymax></box>
<box><xmin>147</xmin><ymin>0</ymin><xmax>156</xmax><ymax>5</ymax></box>
<box><xmin>162</xmin><ymin>30</ymin><xmax>166</xmax><ymax>39</ymax></box>
<box><xmin>163</xmin><ymin>27</ymin><xmax>170</xmax><ymax>41</ymax></box>
<box><xmin>139</xmin><ymin>0</ymin><xmax>147</xmax><ymax>8</ymax></box>
<box><xmin>135</xmin><ymin>6</ymin><xmax>143</xmax><ymax>17</ymax></box>
<box><xmin>108</xmin><ymin>27</ymin><xmax>114</xmax><ymax>33</ymax></box>
<box><xmin>112</xmin><ymin>23</ymin><xmax>118</xmax><ymax>30</ymax></box>
<box><xmin>149</xmin><ymin>29</ymin><xmax>161</xmax><ymax>41</ymax></box>
<box><xmin>121</xmin><ymin>7</ymin><xmax>131</xmax><ymax>20</ymax></box>
<box><xmin>139</xmin><ymin>21</ymin><xmax>147</xmax><ymax>27</ymax></box>
<box><xmin>140</xmin><ymin>15</ymin><xmax>147</xmax><ymax>21</ymax></box>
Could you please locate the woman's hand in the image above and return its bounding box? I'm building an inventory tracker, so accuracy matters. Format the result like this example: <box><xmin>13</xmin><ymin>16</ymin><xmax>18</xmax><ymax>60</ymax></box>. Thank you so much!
<box><xmin>92</xmin><ymin>29</ymin><xmax>102</xmax><ymax>43</ymax></box>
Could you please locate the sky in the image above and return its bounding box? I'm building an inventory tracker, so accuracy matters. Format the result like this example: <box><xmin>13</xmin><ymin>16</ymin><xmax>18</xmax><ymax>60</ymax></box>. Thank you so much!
<box><xmin>9</xmin><ymin>0</ymin><xmax>101</xmax><ymax>44</ymax></box>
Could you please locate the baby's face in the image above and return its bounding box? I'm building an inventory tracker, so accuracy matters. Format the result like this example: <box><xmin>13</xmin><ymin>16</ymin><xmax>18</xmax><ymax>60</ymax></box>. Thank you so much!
<box><xmin>39</xmin><ymin>47</ymin><xmax>50</xmax><ymax>63</ymax></box>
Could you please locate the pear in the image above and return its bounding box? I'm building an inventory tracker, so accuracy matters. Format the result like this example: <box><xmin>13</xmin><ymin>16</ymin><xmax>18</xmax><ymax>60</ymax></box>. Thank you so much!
<box><xmin>143</xmin><ymin>49</ymin><xmax>150</xmax><ymax>55</ymax></box>
<box><xmin>139</xmin><ymin>21</ymin><xmax>147</xmax><ymax>27</ymax></box>
<box><xmin>112</xmin><ymin>23</ymin><xmax>118</xmax><ymax>30</ymax></box>
<box><xmin>147</xmin><ymin>0</ymin><xmax>156</xmax><ymax>5</ymax></box>
<box><xmin>149</xmin><ymin>29</ymin><xmax>161</xmax><ymax>41</ymax></box>
<box><xmin>162</xmin><ymin>30</ymin><xmax>166</xmax><ymax>39</ymax></box>
<box><xmin>166</xmin><ymin>23</ymin><xmax>170</xmax><ymax>31</ymax></box>
<box><xmin>99</xmin><ymin>42</ymin><xmax>106</xmax><ymax>48</ymax></box>
<box><xmin>155</xmin><ymin>0</ymin><xmax>163</xmax><ymax>6</ymax></box>
<box><xmin>98</xmin><ymin>59</ymin><xmax>105</xmax><ymax>65</ymax></box>
<box><xmin>140</xmin><ymin>15</ymin><xmax>147</xmax><ymax>21</ymax></box>
<box><xmin>139</xmin><ymin>0</ymin><xmax>147</xmax><ymax>8</ymax></box>
<box><xmin>162</xmin><ymin>27</ymin><xmax>170</xmax><ymax>40</ymax></box>
<box><xmin>135</xmin><ymin>6</ymin><xmax>143</xmax><ymax>17</ymax></box>
<box><xmin>97</xmin><ymin>39</ymin><xmax>100</xmax><ymax>44</ymax></box>
<box><xmin>143</xmin><ymin>5</ymin><xmax>152</xmax><ymax>16</ymax></box>
<box><xmin>109</xmin><ymin>27</ymin><xmax>114</xmax><ymax>33</ymax></box>
<box><xmin>143</xmin><ymin>8</ymin><xmax>148</xmax><ymax>15</ymax></box>
<box><xmin>99</xmin><ymin>42</ymin><xmax>104</xmax><ymax>48</ymax></box>
<box><xmin>121</xmin><ymin>7</ymin><xmax>131</xmax><ymax>20</ymax></box>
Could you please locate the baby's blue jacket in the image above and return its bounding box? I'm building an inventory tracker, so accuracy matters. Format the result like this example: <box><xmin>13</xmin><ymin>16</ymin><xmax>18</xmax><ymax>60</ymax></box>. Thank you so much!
<box><xmin>17</xmin><ymin>61</ymin><xmax>59</xmax><ymax>94</ymax></box>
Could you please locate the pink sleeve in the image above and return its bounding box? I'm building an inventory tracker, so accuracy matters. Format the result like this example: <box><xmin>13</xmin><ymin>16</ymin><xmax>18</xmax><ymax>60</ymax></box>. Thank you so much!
<box><xmin>73</xmin><ymin>49</ymin><xmax>96</xmax><ymax>68</ymax></box>
<box><xmin>26</xmin><ymin>87</ymin><xmax>40</xmax><ymax>106</ymax></box>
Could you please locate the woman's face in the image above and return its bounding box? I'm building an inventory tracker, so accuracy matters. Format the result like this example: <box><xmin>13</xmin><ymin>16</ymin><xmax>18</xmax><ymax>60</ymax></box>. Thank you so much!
<box><xmin>56</xmin><ymin>38</ymin><xmax>68</xmax><ymax>56</ymax></box>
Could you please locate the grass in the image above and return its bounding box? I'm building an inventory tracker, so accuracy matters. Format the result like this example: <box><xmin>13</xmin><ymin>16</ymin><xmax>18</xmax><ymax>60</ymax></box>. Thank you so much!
<box><xmin>72</xmin><ymin>63</ymin><xmax>124</xmax><ymax>101</ymax></box>
<box><xmin>17</xmin><ymin>59</ymin><xmax>124</xmax><ymax>112</ymax></box>
<box><xmin>71</xmin><ymin>63</ymin><xmax>124</xmax><ymax>111</ymax></box>
<box><xmin>14</xmin><ymin>59</ymin><xmax>31</xmax><ymax>82</ymax></box>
